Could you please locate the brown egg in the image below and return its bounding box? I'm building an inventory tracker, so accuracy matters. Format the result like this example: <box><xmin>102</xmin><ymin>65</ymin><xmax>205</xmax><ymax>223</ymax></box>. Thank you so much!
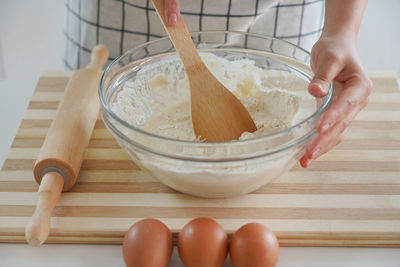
<box><xmin>122</xmin><ymin>218</ymin><xmax>173</xmax><ymax>267</ymax></box>
<box><xmin>178</xmin><ymin>217</ymin><xmax>228</xmax><ymax>267</ymax></box>
<box><xmin>230</xmin><ymin>223</ymin><xmax>280</xmax><ymax>267</ymax></box>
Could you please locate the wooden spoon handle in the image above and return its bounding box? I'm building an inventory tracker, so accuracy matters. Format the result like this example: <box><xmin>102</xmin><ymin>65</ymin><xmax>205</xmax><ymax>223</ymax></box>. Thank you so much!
<box><xmin>151</xmin><ymin>0</ymin><xmax>203</xmax><ymax>72</ymax></box>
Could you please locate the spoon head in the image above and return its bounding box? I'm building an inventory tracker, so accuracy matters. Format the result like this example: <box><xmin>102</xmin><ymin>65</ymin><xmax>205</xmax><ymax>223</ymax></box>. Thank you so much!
<box><xmin>190</xmin><ymin>72</ymin><xmax>257</xmax><ymax>142</ymax></box>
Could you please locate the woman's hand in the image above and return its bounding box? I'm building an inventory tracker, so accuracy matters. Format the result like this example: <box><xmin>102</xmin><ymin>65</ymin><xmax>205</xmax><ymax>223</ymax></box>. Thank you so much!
<box><xmin>164</xmin><ymin>0</ymin><xmax>180</xmax><ymax>26</ymax></box>
<box><xmin>300</xmin><ymin>33</ymin><xmax>372</xmax><ymax>168</ymax></box>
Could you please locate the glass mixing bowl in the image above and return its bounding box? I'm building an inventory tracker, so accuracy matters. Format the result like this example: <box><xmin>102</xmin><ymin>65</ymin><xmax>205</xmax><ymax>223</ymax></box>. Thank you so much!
<box><xmin>99</xmin><ymin>31</ymin><xmax>333</xmax><ymax>198</ymax></box>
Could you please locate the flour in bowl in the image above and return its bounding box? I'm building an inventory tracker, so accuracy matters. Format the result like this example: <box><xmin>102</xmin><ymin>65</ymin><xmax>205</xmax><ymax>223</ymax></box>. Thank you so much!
<box><xmin>112</xmin><ymin>53</ymin><xmax>301</xmax><ymax>141</ymax></box>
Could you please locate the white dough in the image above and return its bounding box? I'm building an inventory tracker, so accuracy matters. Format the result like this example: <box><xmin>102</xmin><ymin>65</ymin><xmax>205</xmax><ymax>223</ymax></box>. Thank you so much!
<box><xmin>112</xmin><ymin>53</ymin><xmax>301</xmax><ymax>141</ymax></box>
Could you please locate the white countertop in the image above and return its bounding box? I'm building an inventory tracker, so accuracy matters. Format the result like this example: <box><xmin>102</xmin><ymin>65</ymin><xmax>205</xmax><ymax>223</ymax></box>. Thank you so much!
<box><xmin>1</xmin><ymin>243</ymin><xmax>399</xmax><ymax>267</ymax></box>
<box><xmin>1</xmin><ymin>79</ymin><xmax>399</xmax><ymax>266</ymax></box>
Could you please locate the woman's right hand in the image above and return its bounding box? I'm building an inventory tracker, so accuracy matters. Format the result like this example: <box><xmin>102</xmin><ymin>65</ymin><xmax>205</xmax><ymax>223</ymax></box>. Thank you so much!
<box><xmin>165</xmin><ymin>0</ymin><xmax>180</xmax><ymax>26</ymax></box>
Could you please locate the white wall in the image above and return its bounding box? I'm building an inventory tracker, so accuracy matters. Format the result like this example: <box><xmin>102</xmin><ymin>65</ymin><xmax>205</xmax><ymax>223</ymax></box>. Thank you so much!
<box><xmin>0</xmin><ymin>0</ymin><xmax>399</xmax><ymax>80</ymax></box>
<box><xmin>0</xmin><ymin>0</ymin><xmax>64</xmax><ymax>81</ymax></box>
<box><xmin>358</xmin><ymin>0</ymin><xmax>400</xmax><ymax>76</ymax></box>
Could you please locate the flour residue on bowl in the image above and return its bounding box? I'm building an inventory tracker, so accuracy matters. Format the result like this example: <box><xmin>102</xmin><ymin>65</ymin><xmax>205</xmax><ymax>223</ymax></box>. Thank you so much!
<box><xmin>111</xmin><ymin>53</ymin><xmax>301</xmax><ymax>141</ymax></box>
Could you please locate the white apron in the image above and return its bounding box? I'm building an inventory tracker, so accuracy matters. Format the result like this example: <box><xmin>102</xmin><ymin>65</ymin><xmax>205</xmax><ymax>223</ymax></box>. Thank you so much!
<box><xmin>64</xmin><ymin>0</ymin><xmax>324</xmax><ymax>69</ymax></box>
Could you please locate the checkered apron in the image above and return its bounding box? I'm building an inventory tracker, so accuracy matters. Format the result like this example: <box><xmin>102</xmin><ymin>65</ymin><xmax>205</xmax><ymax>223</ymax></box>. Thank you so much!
<box><xmin>64</xmin><ymin>0</ymin><xmax>325</xmax><ymax>69</ymax></box>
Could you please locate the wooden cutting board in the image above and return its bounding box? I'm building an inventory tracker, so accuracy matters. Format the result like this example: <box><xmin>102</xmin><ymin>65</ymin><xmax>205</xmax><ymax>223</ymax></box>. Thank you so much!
<box><xmin>1</xmin><ymin>72</ymin><xmax>399</xmax><ymax>247</ymax></box>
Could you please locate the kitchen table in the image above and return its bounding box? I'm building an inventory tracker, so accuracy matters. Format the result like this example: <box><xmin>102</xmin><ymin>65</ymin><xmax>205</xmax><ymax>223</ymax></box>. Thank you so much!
<box><xmin>0</xmin><ymin>78</ymin><xmax>399</xmax><ymax>267</ymax></box>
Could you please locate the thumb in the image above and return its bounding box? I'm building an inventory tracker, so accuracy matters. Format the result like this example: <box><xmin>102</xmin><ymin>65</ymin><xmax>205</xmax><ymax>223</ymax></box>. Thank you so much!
<box><xmin>165</xmin><ymin>0</ymin><xmax>180</xmax><ymax>26</ymax></box>
<box><xmin>309</xmin><ymin>51</ymin><xmax>343</xmax><ymax>97</ymax></box>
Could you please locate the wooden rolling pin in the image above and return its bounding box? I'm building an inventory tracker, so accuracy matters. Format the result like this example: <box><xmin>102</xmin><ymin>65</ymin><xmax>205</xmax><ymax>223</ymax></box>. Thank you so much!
<box><xmin>25</xmin><ymin>45</ymin><xmax>109</xmax><ymax>246</ymax></box>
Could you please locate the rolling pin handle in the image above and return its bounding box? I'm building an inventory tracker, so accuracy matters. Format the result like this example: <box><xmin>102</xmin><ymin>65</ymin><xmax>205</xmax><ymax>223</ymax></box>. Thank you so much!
<box><xmin>25</xmin><ymin>172</ymin><xmax>64</xmax><ymax>246</ymax></box>
<box><xmin>41</xmin><ymin>167</ymin><xmax>66</xmax><ymax>181</ymax></box>
<box><xmin>86</xmin><ymin>44</ymin><xmax>110</xmax><ymax>72</ymax></box>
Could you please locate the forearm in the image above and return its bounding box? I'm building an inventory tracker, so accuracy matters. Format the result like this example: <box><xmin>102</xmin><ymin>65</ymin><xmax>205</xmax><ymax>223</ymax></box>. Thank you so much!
<box><xmin>322</xmin><ymin>0</ymin><xmax>367</xmax><ymax>41</ymax></box>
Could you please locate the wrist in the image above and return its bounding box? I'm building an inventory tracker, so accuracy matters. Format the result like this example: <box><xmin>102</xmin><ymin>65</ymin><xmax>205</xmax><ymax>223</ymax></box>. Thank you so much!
<box><xmin>321</xmin><ymin>20</ymin><xmax>359</xmax><ymax>38</ymax></box>
<box><xmin>320</xmin><ymin>28</ymin><xmax>358</xmax><ymax>45</ymax></box>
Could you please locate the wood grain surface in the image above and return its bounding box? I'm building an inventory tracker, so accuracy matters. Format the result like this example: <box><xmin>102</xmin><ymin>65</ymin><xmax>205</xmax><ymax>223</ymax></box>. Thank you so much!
<box><xmin>1</xmin><ymin>72</ymin><xmax>399</xmax><ymax>247</ymax></box>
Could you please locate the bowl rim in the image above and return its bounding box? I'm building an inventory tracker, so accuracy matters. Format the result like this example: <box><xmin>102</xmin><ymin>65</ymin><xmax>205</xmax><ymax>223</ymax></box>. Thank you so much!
<box><xmin>99</xmin><ymin>30</ymin><xmax>333</xmax><ymax>147</ymax></box>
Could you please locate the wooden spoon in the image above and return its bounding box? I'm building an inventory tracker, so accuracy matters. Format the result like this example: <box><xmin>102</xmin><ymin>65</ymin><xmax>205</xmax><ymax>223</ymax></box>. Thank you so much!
<box><xmin>151</xmin><ymin>0</ymin><xmax>256</xmax><ymax>142</ymax></box>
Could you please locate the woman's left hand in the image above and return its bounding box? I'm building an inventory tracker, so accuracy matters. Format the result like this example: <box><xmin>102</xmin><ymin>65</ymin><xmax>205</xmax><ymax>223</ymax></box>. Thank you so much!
<box><xmin>300</xmin><ymin>34</ymin><xmax>372</xmax><ymax>168</ymax></box>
